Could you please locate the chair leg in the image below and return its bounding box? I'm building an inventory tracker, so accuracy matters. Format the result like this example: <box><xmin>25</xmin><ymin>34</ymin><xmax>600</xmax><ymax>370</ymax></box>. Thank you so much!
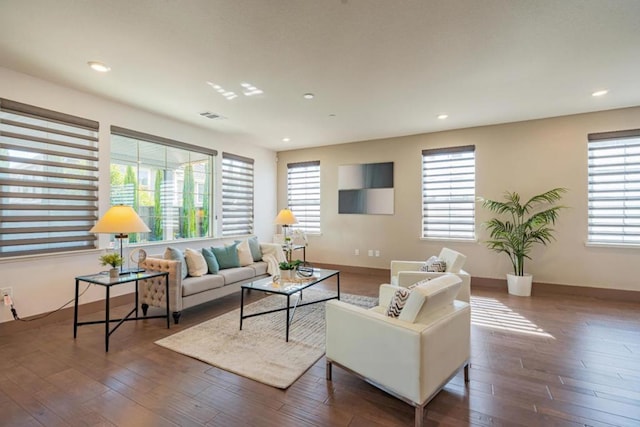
<box><xmin>326</xmin><ymin>360</ymin><xmax>332</xmax><ymax>381</ymax></box>
<box><xmin>414</xmin><ymin>404</ymin><xmax>425</xmax><ymax>427</ymax></box>
<box><xmin>464</xmin><ymin>364</ymin><xmax>469</xmax><ymax>382</ymax></box>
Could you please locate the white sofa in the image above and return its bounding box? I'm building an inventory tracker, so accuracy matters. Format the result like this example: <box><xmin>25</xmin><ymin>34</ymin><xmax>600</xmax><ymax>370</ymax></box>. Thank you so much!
<box><xmin>390</xmin><ymin>247</ymin><xmax>471</xmax><ymax>302</ymax></box>
<box><xmin>326</xmin><ymin>274</ymin><xmax>470</xmax><ymax>427</ymax></box>
<box><xmin>138</xmin><ymin>242</ymin><xmax>284</xmax><ymax>324</ymax></box>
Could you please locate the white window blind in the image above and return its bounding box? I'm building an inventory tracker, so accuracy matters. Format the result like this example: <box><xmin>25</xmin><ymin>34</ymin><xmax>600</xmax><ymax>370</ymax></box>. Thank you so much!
<box><xmin>588</xmin><ymin>129</ymin><xmax>640</xmax><ymax>245</ymax></box>
<box><xmin>222</xmin><ymin>152</ymin><xmax>254</xmax><ymax>236</ymax></box>
<box><xmin>287</xmin><ymin>161</ymin><xmax>321</xmax><ymax>234</ymax></box>
<box><xmin>0</xmin><ymin>98</ymin><xmax>99</xmax><ymax>257</ymax></box>
<box><xmin>422</xmin><ymin>145</ymin><xmax>476</xmax><ymax>240</ymax></box>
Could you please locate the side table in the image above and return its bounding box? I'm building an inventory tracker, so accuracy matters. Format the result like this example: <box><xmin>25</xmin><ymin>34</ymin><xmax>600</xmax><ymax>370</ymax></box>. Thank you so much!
<box><xmin>73</xmin><ymin>270</ymin><xmax>170</xmax><ymax>352</ymax></box>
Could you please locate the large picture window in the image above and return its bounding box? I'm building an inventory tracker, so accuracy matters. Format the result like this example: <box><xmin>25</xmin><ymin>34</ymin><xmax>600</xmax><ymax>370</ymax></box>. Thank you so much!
<box><xmin>0</xmin><ymin>98</ymin><xmax>99</xmax><ymax>257</ymax></box>
<box><xmin>110</xmin><ymin>127</ymin><xmax>215</xmax><ymax>243</ymax></box>
<box><xmin>588</xmin><ymin>129</ymin><xmax>640</xmax><ymax>245</ymax></box>
<box><xmin>421</xmin><ymin>145</ymin><xmax>476</xmax><ymax>240</ymax></box>
<box><xmin>221</xmin><ymin>152</ymin><xmax>254</xmax><ymax>236</ymax></box>
<box><xmin>287</xmin><ymin>161</ymin><xmax>321</xmax><ymax>234</ymax></box>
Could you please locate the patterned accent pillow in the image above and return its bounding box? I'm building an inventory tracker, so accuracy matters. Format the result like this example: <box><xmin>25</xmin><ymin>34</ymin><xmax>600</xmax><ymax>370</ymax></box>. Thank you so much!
<box><xmin>419</xmin><ymin>255</ymin><xmax>447</xmax><ymax>272</ymax></box>
<box><xmin>386</xmin><ymin>287</ymin><xmax>412</xmax><ymax>318</ymax></box>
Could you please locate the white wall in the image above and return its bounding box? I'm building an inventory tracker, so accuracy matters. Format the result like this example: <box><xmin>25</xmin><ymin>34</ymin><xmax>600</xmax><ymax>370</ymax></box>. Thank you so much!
<box><xmin>0</xmin><ymin>67</ymin><xmax>277</xmax><ymax>323</ymax></box>
<box><xmin>277</xmin><ymin>107</ymin><xmax>640</xmax><ymax>293</ymax></box>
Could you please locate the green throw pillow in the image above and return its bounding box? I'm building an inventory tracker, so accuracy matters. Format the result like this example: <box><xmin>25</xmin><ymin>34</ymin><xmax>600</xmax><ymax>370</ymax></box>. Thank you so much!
<box><xmin>247</xmin><ymin>236</ymin><xmax>263</xmax><ymax>262</ymax></box>
<box><xmin>164</xmin><ymin>247</ymin><xmax>188</xmax><ymax>279</ymax></box>
<box><xmin>211</xmin><ymin>243</ymin><xmax>240</xmax><ymax>269</ymax></box>
<box><xmin>201</xmin><ymin>247</ymin><xmax>220</xmax><ymax>274</ymax></box>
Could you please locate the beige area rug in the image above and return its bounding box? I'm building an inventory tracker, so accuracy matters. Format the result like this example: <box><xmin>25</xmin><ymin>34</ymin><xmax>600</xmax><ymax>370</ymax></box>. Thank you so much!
<box><xmin>155</xmin><ymin>288</ymin><xmax>377</xmax><ymax>389</ymax></box>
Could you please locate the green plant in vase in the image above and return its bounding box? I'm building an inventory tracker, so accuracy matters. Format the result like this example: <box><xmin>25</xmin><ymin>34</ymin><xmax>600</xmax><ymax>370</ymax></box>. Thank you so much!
<box><xmin>99</xmin><ymin>252</ymin><xmax>124</xmax><ymax>278</ymax></box>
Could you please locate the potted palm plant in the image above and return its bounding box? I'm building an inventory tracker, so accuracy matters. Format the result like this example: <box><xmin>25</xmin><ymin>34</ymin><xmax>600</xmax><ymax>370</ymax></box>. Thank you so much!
<box><xmin>480</xmin><ymin>188</ymin><xmax>567</xmax><ymax>296</ymax></box>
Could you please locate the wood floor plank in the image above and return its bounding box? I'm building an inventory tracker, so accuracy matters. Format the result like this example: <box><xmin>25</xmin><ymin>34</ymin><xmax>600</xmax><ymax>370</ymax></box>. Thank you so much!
<box><xmin>1</xmin><ymin>268</ymin><xmax>639</xmax><ymax>426</ymax></box>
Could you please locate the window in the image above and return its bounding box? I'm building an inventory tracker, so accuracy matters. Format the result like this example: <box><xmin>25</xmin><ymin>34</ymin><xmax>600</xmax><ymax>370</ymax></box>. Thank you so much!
<box><xmin>287</xmin><ymin>161</ymin><xmax>321</xmax><ymax>234</ymax></box>
<box><xmin>0</xmin><ymin>98</ymin><xmax>99</xmax><ymax>257</ymax></box>
<box><xmin>110</xmin><ymin>126</ymin><xmax>215</xmax><ymax>243</ymax></box>
<box><xmin>588</xmin><ymin>129</ymin><xmax>640</xmax><ymax>245</ymax></box>
<box><xmin>422</xmin><ymin>145</ymin><xmax>475</xmax><ymax>240</ymax></box>
<box><xmin>221</xmin><ymin>152</ymin><xmax>254</xmax><ymax>236</ymax></box>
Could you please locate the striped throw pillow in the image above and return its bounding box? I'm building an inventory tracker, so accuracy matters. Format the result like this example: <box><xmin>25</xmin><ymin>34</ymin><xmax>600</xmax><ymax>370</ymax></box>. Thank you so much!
<box><xmin>386</xmin><ymin>287</ymin><xmax>412</xmax><ymax>318</ymax></box>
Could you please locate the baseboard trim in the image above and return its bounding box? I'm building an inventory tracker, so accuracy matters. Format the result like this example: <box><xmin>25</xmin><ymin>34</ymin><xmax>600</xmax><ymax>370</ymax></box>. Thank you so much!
<box><xmin>0</xmin><ymin>293</ymin><xmax>135</xmax><ymax>336</ymax></box>
<box><xmin>312</xmin><ymin>262</ymin><xmax>390</xmax><ymax>276</ymax></box>
<box><xmin>472</xmin><ymin>277</ymin><xmax>640</xmax><ymax>302</ymax></box>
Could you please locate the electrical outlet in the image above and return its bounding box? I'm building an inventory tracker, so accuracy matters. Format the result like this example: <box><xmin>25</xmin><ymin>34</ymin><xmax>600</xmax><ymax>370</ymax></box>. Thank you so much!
<box><xmin>354</xmin><ymin>249</ymin><xmax>360</xmax><ymax>256</ymax></box>
<box><xmin>1</xmin><ymin>287</ymin><xmax>12</xmax><ymax>306</ymax></box>
<box><xmin>375</xmin><ymin>250</ymin><xmax>380</xmax><ymax>257</ymax></box>
<box><xmin>367</xmin><ymin>249</ymin><xmax>373</xmax><ymax>257</ymax></box>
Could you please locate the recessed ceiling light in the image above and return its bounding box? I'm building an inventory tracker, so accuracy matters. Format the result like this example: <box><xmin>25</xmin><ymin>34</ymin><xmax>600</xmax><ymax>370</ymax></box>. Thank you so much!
<box><xmin>88</xmin><ymin>61</ymin><xmax>111</xmax><ymax>72</ymax></box>
<box><xmin>282</xmin><ymin>137</ymin><xmax>291</xmax><ymax>142</ymax></box>
<box><xmin>592</xmin><ymin>89</ymin><xmax>608</xmax><ymax>97</ymax></box>
<box><xmin>329</xmin><ymin>114</ymin><xmax>336</xmax><ymax>117</ymax></box>
<box><xmin>303</xmin><ymin>93</ymin><xmax>315</xmax><ymax>100</ymax></box>
<box><xmin>437</xmin><ymin>114</ymin><xmax>448</xmax><ymax>120</ymax></box>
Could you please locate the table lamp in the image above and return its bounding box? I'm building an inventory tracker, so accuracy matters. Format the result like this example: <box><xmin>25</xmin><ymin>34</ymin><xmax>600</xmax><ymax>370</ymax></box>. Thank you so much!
<box><xmin>90</xmin><ymin>205</ymin><xmax>150</xmax><ymax>274</ymax></box>
<box><xmin>274</xmin><ymin>208</ymin><xmax>298</xmax><ymax>245</ymax></box>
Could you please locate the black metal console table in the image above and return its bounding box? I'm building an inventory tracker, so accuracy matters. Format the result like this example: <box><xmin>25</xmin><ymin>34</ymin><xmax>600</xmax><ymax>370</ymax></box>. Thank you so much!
<box><xmin>73</xmin><ymin>270</ymin><xmax>170</xmax><ymax>352</ymax></box>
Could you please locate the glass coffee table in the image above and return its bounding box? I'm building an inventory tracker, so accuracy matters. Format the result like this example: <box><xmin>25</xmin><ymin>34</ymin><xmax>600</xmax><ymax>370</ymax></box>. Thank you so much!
<box><xmin>240</xmin><ymin>268</ymin><xmax>340</xmax><ymax>342</ymax></box>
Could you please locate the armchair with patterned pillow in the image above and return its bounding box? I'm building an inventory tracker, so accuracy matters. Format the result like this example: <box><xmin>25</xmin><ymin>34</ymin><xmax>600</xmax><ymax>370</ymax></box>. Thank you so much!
<box><xmin>390</xmin><ymin>247</ymin><xmax>470</xmax><ymax>302</ymax></box>
<box><xmin>325</xmin><ymin>274</ymin><xmax>470</xmax><ymax>427</ymax></box>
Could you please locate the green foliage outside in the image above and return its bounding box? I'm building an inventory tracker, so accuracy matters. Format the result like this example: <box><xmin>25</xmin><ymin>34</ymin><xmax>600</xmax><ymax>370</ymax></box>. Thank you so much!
<box><xmin>124</xmin><ymin>166</ymin><xmax>139</xmax><ymax>243</ymax></box>
<box><xmin>201</xmin><ymin>164</ymin><xmax>210</xmax><ymax>237</ymax></box>
<box><xmin>153</xmin><ymin>169</ymin><xmax>163</xmax><ymax>241</ymax></box>
<box><xmin>182</xmin><ymin>164</ymin><xmax>197</xmax><ymax>238</ymax></box>
<box><xmin>110</xmin><ymin>165</ymin><xmax>124</xmax><ymax>185</ymax></box>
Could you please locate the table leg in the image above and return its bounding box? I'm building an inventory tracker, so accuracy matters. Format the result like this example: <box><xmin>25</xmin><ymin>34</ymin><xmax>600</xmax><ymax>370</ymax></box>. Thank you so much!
<box><xmin>105</xmin><ymin>286</ymin><xmax>110</xmax><ymax>352</ymax></box>
<box><xmin>239</xmin><ymin>288</ymin><xmax>244</xmax><ymax>331</ymax></box>
<box><xmin>134</xmin><ymin>279</ymin><xmax>139</xmax><ymax>317</ymax></box>
<box><xmin>337</xmin><ymin>272</ymin><xmax>341</xmax><ymax>300</ymax></box>
<box><xmin>165</xmin><ymin>274</ymin><xmax>170</xmax><ymax>329</ymax></box>
<box><xmin>73</xmin><ymin>279</ymin><xmax>79</xmax><ymax>338</ymax></box>
<box><xmin>286</xmin><ymin>294</ymin><xmax>290</xmax><ymax>342</ymax></box>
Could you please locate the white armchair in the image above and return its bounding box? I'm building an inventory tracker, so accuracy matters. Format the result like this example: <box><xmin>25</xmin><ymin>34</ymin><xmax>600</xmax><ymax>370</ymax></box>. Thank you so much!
<box><xmin>390</xmin><ymin>247</ymin><xmax>470</xmax><ymax>302</ymax></box>
<box><xmin>326</xmin><ymin>274</ymin><xmax>470</xmax><ymax>427</ymax></box>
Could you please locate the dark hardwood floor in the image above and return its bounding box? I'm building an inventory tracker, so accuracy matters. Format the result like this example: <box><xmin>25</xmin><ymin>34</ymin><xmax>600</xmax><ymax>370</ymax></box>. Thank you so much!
<box><xmin>1</xmin><ymin>270</ymin><xmax>639</xmax><ymax>426</ymax></box>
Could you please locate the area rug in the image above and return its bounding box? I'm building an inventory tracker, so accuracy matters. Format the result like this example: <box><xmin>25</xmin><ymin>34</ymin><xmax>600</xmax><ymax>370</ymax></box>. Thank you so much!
<box><xmin>155</xmin><ymin>288</ymin><xmax>377</xmax><ymax>389</ymax></box>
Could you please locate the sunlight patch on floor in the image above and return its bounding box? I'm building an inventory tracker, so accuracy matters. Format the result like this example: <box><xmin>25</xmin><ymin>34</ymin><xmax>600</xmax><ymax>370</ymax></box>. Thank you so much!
<box><xmin>470</xmin><ymin>296</ymin><xmax>555</xmax><ymax>339</ymax></box>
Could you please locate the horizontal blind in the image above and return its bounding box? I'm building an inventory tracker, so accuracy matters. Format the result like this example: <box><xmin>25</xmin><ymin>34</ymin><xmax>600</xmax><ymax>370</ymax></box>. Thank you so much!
<box><xmin>0</xmin><ymin>98</ymin><xmax>99</xmax><ymax>257</ymax></box>
<box><xmin>422</xmin><ymin>145</ymin><xmax>475</xmax><ymax>240</ymax></box>
<box><xmin>588</xmin><ymin>129</ymin><xmax>640</xmax><ymax>245</ymax></box>
<box><xmin>287</xmin><ymin>161</ymin><xmax>320</xmax><ymax>234</ymax></box>
<box><xmin>221</xmin><ymin>152</ymin><xmax>254</xmax><ymax>236</ymax></box>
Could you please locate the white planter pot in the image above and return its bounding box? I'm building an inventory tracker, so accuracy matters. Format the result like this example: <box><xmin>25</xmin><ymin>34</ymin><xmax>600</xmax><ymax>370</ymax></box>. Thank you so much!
<box><xmin>506</xmin><ymin>273</ymin><xmax>532</xmax><ymax>296</ymax></box>
<box><xmin>109</xmin><ymin>268</ymin><xmax>119</xmax><ymax>279</ymax></box>
<box><xmin>279</xmin><ymin>269</ymin><xmax>293</xmax><ymax>280</ymax></box>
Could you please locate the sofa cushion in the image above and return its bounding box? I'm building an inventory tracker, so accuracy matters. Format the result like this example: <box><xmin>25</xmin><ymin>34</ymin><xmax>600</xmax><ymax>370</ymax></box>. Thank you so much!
<box><xmin>184</xmin><ymin>248</ymin><xmax>208</xmax><ymax>277</ymax></box>
<box><xmin>248</xmin><ymin>236</ymin><xmax>263</xmax><ymax>262</ymax></box>
<box><xmin>164</xmin><ymin>247</ymin><xmax>188</xmax><ymax>279</ymax></box>
<box><xmin>211</xmin><ymin>243</ymin><xmax>240</xmax><ymax>269</ymax></box>
<box><xmin>250</xmin><ymin>261</ymin><xmax>268</xmax><ymax>276</ymax></box>
<box><xmin>218</xmin><ymin>267</ymin><xmax>255</xmax><ymax>285</ymax></box>
<box><xmin>439</xmin><ymin>248</ymin><xmax>466</xmax><ymax>273</ymax></box>
<box><xmin>201</xmin><ymin>247</ymin><xmax>220</xmax><ymax>274</ymax></box>
<box><xmin>236</xmin><ymin>239</ymin><xmax>254</xmax><ymax>266</ymax></box>
<box><xmin>182</xmin><ymin>274</ymin><xmax>225</xmax><ymax>297</ymax></box>
<box><xmin>398</xmin><ymin>274</ymin><xmax>461</xmax><ymax>324</ymax></box>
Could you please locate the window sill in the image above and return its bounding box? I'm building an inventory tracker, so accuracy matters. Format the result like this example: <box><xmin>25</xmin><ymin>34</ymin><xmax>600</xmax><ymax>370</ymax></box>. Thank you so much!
<box><xmin>420</xmin><ymin>237</ymin><xmax>478</xmax><ymax>243</ymax></box>
<box><xmin>584</xmin><ymin>241</ymin><xmax>640</xmax><ymax>249</ymax></box>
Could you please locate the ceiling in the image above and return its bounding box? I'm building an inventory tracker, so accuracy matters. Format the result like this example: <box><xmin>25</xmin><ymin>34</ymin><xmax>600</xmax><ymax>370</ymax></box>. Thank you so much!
<box><xmin>1</xmin><ymin>0</ymin><xmax>639</xmax><ymax>151</ymax></box>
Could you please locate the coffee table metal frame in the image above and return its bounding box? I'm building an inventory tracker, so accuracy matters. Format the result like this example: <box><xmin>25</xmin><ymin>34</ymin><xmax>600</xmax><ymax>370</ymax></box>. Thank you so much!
<box><xmin>239</xmin><ymin>268</ymin><xmax>340</xmax><ymax>342</ymax></box>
